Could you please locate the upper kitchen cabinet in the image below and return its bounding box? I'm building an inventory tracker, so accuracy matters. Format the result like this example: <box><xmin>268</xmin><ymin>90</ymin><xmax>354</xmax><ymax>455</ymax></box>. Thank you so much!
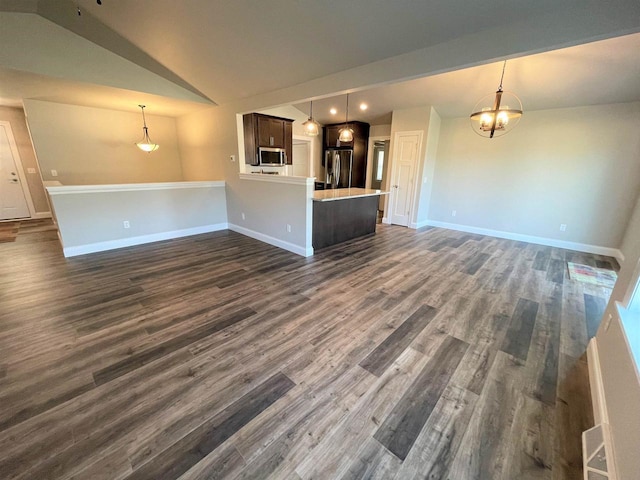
<box><xmin>323</xmin><ymin>121</ymin><xmax>369</xmax><ymax>149</ymax></box>
<box><xmin>243</xmin><ymin>113</ymin><xmax>294</xmax><ymax>165</ymax></box>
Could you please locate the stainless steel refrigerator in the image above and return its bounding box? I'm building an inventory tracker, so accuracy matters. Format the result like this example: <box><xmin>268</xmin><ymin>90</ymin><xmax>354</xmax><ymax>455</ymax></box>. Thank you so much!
<box><xmin>324</xmin><ymin>149</ymin><xmax>353</xmax><ymax>189</ymax></box>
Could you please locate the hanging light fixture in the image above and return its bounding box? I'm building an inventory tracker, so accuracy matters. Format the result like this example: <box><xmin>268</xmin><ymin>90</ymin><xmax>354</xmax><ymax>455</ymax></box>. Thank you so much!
<box><xmin>470</xmin><ymin>61</ymin><xmax>523</xmax><ymax>138</ymax></box>
<box><xmin>338</xmin><ymin>94</ymin><xmax>354</xmax><ymax>143</ymax></box>
<box><xmin>302</xmin><ymin>100</ymin><xmax>319</xmax><ymax>136</ymax></box>
<box><xmin>135</xmin><ymin>105</ymin><xmax>159</xmax><ymax>152</ymax></box>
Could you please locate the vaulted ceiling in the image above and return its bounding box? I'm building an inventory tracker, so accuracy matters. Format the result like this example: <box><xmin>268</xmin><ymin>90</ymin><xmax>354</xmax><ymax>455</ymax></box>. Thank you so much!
<box><xmin>1</xmin><ymin>0</ymin><xmax>639</xmax><ymax>118</ymax></box>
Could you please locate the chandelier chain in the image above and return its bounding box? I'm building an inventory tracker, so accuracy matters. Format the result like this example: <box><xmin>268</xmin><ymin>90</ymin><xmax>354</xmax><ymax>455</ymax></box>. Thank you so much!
<box><xmin>499</xmin><ymin>60</ymin><xmax>507</xmax><ymax>91</ymax></box>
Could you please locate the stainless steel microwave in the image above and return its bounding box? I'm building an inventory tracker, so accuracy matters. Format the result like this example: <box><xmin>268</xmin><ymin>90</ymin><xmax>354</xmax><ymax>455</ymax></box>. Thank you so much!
<box><xmin>259</xmin><ymin>147</ymin><xmax>286</xmax><ymax>166</ymax></box>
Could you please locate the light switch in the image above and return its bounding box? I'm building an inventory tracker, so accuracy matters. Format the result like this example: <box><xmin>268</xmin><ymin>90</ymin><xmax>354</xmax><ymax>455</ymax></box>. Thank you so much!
<box><xmin>51</xmin><ymin>169</ymin><xmax>58</xmax><ymax>177</ymax></box>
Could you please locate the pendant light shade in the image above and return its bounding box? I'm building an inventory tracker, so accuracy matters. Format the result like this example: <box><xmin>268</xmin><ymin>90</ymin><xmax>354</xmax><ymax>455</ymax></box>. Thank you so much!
<box><xmin>338</xmin><ymin>94</ymin><xmax>354</xmax><ymax>143</ymax></box>
<box><xmin>470</xmin><ymin>61</ymin><xmax>523</xmax><ymax>138</ymax></box>
<box><xmin>302</xmin><ymin>101</ymin><xmax>319</xmax><ymax>136</ymax></box>
<box><xmin>135</xmin><ymin>105</ymin><xmax>159</xmax><ymax>152</ymax></box>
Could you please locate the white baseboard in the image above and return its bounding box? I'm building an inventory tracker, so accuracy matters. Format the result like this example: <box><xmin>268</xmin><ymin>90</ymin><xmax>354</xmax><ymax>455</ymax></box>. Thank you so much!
<box><xmin>423</xmin><ymin>220</ymin><xmax>623</xmax><ymax>261</ymax></box>
<box><xmin>62</xmin><ymin>223</ymin><xmax>229</xmax><ymax>257</ymax></box>
<box><xmin>382</xmin><ymin>216</ymin><xmax>390</xmax><ymax>225</ymax></box>
<box><xmin>587</xmin><ymin>338</ymin><xmax>610</xmax><ymax>426</ymax></box>
<box><xmin>228</xmin><ymin>223</ymin><xmax>313</xmax><ymax>257</ymax></box>
<box><xmin>411</xmin><ymin>220</ymin><xmax>431</xmax><ymax>229</ymax></box>
<box><xmin>31</xmin><ymin>211</ymin><xmax>52</xmax><ymax>219</ymax></box>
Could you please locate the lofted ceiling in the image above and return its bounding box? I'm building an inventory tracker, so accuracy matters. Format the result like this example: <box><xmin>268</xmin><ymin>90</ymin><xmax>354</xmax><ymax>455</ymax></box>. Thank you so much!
<box><xmin>0</xmin><ymin>0</ymin><xmax>639</xmax><ymax>117</ymax></box>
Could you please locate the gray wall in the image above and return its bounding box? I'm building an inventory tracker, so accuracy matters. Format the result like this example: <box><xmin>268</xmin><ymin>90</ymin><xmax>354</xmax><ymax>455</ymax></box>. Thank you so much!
<box><xmin>48</xmin><ymin>183</ymin><xmax>227</xmax><ymax>254</ymax></box>
<box><xmin>24</xmin><ymin>99</ymin><xmax>184</xmax><ymax>185</ymax></box>
<box><xmin>177</xmin><ymin>104</ymin><xmax>314</xmax><ymax>256</ymax></box>
<box><xmin>226</xmin><ymin>178</ymin><xmax>313</xmax><ymax>256</ymax></box>
<box><xmin>430</xmin><ymin>102</ymin><xmax>640</xmax><ymax>250</ymax></box>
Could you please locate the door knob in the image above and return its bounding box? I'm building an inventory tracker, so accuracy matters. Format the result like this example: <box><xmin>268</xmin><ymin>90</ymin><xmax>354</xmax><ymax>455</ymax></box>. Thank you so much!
<box><xmin>10</xmin><ymin>179</ymin><xmax>18</xmax><ymax>183</ymax></box>
<box><xmin>11</xmin><ymin>172</ymin><xmax>16</xmax><ymax>175</ymax></box>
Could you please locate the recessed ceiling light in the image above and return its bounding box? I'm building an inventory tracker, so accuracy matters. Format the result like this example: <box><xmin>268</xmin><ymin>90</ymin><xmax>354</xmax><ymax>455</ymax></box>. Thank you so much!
<box><xmin>330</xmin><ymin>107</ymin><xmax>337</xmax><ymax>115</ymax></box>
<box><xmin>359</xmin><ymin>103</ymin><xmax>368</xmax><ymax>111</ymax></box>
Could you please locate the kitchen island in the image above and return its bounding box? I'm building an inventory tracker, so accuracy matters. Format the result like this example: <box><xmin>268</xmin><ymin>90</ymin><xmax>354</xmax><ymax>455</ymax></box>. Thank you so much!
<box><xmin>312</xmin><ymin>188</ymin><xmax>389</xmax><ymax>250</ymax></box>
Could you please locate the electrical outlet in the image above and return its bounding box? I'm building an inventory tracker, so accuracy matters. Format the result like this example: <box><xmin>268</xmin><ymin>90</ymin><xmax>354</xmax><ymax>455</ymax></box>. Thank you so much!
<box><xmin>286</xmin><ymin>224</ymin><xmax>291</xmax><ymax>233</ymax></box>
<box><xmin>230</xmin><ymin>154</ymin><xmax>236</xmax><ymax>162</ymax></box>
<box><xmin>51</xmin><ymin>169</ymin><xmax>58</xmax><ymax>177</ymax></box>
<box><xmin>27</xmin><ymin>168</ymin><xmax>36</xmax><ymax>174</ymax></box>
<box><xmin>560</xmin><ymin>224</ymin><xmax>567</xmax><ymax>231</ymax></box>
<box><xmin>241</xmin><ymin>213</ymin><xmax>245</xmax><ymax>220</ymax></box>
<box><xmin>451</xmin><ymin>210</ymin><xmax>457</xmax><ymax>217</ymax></box>
<box><xmin>123</xmin><ymin>220</ymin><xmax>130</xmax><ymax>229</ymax></box>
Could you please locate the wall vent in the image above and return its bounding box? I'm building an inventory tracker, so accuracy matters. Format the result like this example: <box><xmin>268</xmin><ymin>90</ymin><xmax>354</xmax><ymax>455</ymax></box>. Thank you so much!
<box><xmin>583</xmin><ymin>423</ymin><xmax>617</xmax><ymax>479</ymax></box>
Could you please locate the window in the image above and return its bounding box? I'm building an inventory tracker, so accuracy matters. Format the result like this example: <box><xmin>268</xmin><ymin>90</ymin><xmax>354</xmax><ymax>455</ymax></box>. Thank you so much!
<box><xmin>375</xmin><ymin>151</ymin><xmax>384</xmax><ymax>181</ymax></box>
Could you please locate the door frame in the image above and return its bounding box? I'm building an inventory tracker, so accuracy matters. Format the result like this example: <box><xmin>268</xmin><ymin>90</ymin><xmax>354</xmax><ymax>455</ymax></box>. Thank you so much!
<box><xmin>365</xmin><ymin>135</ymin><xmax>390</xmax><ymax>189</ymax></box>
<box><xmin>0</xmin><ymin>121</ymin><xmax>37</xmax><ymax>221</ymax></box>
<box><xmin>383</xmin><ymin>130</ymin><xmax>423</xmax><ymax>226</ymax></box>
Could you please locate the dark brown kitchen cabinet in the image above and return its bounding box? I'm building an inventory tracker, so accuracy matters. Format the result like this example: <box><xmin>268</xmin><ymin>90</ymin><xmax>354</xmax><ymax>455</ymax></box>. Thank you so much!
<box><xmin>243</xmin><ymin>113</ymin><xmax>293</xmax><ymax>165</ymax></box>
<box><xmin>322</xmin><ymin>121</ymin><xmax>370</xmax><ymax>188</ymax></box>
<box><xmin>323</xmin><ymin>121</ymin><xmax>369</xmax><ymax>149</ymax></box>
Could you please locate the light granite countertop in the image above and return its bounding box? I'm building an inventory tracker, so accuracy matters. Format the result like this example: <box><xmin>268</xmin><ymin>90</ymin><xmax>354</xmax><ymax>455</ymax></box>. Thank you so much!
<box><xmin>313</xmin><ymin>188</ymin><xmax>389</xmax><ymax>202</ymax></box>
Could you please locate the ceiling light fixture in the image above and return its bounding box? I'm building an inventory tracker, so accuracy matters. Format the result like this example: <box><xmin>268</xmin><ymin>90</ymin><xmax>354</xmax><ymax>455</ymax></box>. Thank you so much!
<box><xmin>330</xmin><ymin>107</ymin><xmax>337</xmax><ymax>115</ymax></box>
<box><xmin>338</xmin><ymin>94</ymin><xmax>354</xmax><ymax>143</ymax></box>
<box><xmin>302</xmin><ymin>100</ymin><xmax>319</xmax><ymax>136</ymax></box>
<box><xmin>470</xmin><ymin>61</ymin><xmax>523</xmax><ymax>138</ymax></box>
<box><xmin>135</xmin><ymin>105</ymin><xmax>159</xmax><ymax>152</ymax></box>
<box><xmin>359</xmin><ymin>103</ymin><xmax>368</xmax><ymax>111</ymax></box>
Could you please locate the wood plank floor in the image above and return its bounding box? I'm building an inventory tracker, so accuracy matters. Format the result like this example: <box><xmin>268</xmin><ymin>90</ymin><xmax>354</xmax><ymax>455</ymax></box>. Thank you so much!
<box><xmin>0</xmin><ymin>224</ymin><xmax>617</xmax><ymax>479</ymax></box>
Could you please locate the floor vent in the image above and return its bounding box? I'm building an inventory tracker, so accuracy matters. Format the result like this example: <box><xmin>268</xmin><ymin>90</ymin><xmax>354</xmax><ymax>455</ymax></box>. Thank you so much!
<box><xmin>583</xmin><ymin>424</ymin><xmax>616</xmax><ymax>479</ymax></box>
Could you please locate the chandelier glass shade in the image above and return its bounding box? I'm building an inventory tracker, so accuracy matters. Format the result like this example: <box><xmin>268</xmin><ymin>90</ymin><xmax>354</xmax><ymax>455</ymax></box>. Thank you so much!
<box><xmin>338</xmin><ymin>94</ymin><xmax>354</xmax><ymax>142</ymax></box>
<box><xmin>302</xmin><ymin>101</ymin><xmax>319</xmax><ymax>136</ymax></box>
<box><xmin>136</xmin><ymin>105</ymin><xmax>159</xmax><ymax>152</ymax></box>
<box><xmin>470</xmin><ymin>62</ymin><xmax>523</xmax><ymax>138</ymax></box>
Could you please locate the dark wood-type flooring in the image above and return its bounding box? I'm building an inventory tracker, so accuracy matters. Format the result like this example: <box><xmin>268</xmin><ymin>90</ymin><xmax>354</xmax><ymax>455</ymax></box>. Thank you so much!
<box><xmin>0</xmin><ymin>223</ymin><xmax>617</xmax><ymax>479</ymax></box>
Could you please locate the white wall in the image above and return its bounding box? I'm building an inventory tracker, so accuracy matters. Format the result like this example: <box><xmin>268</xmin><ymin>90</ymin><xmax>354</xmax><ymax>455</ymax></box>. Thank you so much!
<box><xmin>370</xmin><ymin>124</ymin><xmax>391</xmax><ymax>137</ymax></box>
<box><xmin>24</xmin><ymin>99</ymin><xmax>184</xmax><ymax>185</ymax></box>
<box><xmin>594</xmin><ymin>189</ymin><xmax>640</xmax><ymax>480</ymax></box>
<box><xmin>415</xmin><ymin>108</ymin><xmax>441</xmax><ymax>227</ymax></box>
<box><xmin>385</xmin><ymin>106</ymin><xmax>433</xmax><ymax>226</ymax></box>
<box><xmin>429</xmin><ymin>102</ymin><xmax>640</xmax><ymax>252</ymax></box>
<box><xmin>47</xmin><ymin>182</ymin><xmax>227</xmax><ymax>256</ymax></box>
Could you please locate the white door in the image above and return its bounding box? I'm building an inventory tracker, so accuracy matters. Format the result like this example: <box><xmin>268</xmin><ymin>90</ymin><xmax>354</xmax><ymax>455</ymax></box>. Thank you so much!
<box><xmin>0</xmin><ymin>124</ymin><xmax>30</xmax><ymax>220</ymax></box>
<box><xmin>389</xmin><ymin>131</ymin><xmax>421</xmax><ymax>226</ymax></box>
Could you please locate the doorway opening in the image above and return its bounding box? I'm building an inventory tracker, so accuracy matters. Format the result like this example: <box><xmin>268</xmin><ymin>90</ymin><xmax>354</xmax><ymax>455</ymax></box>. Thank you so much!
<box><xmin>367</xmin><ymin>137</ymin><xmax>390</xmax><ymax>222</ymax></box>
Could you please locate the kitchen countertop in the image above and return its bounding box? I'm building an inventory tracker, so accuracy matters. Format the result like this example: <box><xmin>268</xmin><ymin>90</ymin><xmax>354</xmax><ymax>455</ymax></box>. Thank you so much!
<box><xmin>313</xmin><ymin>188</ymin><xmax>389</xmax><ymax>202</ymax></box>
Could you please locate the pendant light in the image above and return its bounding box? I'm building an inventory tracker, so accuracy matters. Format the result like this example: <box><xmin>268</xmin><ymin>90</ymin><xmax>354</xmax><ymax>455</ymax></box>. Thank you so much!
<box><xmin>302</xmin><ymin>100</ymin><xmax>319</xmax><ymax>136</ymax></box>
<box><xmin>470</xmin><ymin>61</ymin><xmax>523</xmax><ymax>138</ymax></box>
<box><xmin>338</xmin><ymin>94</ymin><xmax>354</xmax><ymax>143</ymax></box>
<box><xmin>135</xmin><ymin>105</ymin><xmax>159</xmax><ymax>152</ymax></box>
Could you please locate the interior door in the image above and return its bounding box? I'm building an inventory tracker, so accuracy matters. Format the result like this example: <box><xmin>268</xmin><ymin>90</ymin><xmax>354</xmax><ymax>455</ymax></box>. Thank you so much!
<box><xmin>389</xmin><ymin>132</ymin><xmax>421</xmax><ymax>226</ymax></box>
<box><xmin>0</xmin><ymin>124</ymin><xmax>30</xmax><ymax>220</ymax></box>
<box><xmin>292</xmin><ymin>142</ymin><xmax>310</xmax><ymax>177</ymax></box>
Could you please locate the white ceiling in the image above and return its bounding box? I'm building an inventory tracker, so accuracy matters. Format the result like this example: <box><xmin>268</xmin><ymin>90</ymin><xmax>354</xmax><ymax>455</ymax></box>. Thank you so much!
<box><xmin>0</xmin><ymin>0</ymin><xmax>639</xmax><ymax>118</ymax></box>
<box><xmin>293</xmin><ymin>33</ymin><xmax>640</xmax><ymax>125</ymax></box>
